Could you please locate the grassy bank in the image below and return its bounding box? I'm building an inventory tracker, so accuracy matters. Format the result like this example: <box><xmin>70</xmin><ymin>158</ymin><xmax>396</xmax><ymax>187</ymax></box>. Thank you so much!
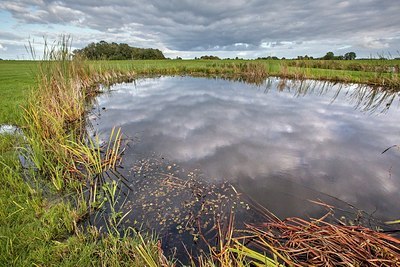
<box><xmin>88</xmin><ymin>58</ymin><xmax>400</xmax><ymax>88</ymax></box>
<box><xmin>1</xmin><ymin>52</ymin><xmax>400</xmax><ymax>266</ymax></box>
<box><xmin>0</xmin><ymin>43</ymin><xmax>167</xmax><ymax>266</ymax></box>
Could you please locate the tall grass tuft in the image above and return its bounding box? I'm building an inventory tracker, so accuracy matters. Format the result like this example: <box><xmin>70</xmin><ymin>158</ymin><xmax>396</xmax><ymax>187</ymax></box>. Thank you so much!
<box><xmin>22</xmin><ymin>37</ymin><xmax>128</xmax><ymax>191</ymax></box>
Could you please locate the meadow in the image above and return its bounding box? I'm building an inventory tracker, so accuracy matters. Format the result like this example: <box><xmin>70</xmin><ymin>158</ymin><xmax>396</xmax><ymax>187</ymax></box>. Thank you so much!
<box><xmin>1</xmin><ymin>55</ymin><xmax>400</xmax><ymax>266</ymax></box>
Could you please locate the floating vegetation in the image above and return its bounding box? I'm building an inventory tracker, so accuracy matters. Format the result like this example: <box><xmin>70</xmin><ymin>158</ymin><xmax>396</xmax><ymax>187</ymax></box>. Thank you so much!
<box><xmin>91</xmin><ymin>156</ymin><xmax>256</xmax><ymax>259</ymax></box>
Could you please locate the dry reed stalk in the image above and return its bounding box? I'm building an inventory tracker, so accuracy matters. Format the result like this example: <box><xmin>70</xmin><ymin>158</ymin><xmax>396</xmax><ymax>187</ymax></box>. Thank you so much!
<box><xmin>243</xmin><ymin>216</ymin><xmax>400</xmax><ymax>266</ymax></box>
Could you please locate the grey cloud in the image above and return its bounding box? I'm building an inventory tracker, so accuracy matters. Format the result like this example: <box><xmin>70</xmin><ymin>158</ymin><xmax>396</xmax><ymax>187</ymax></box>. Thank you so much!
<box><xmin>0</xmin><ymin>31</ymin><xmax>25</xmax><ymax>41</ymax></box>
<box><xmin>1</xmin><ymin>0</ymin><xmax>400</xmax><ymax>57</ymax></box>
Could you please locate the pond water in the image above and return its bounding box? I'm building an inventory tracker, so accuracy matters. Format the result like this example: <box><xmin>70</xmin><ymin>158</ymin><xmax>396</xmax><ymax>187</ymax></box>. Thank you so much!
<box><xmin>0</xmin><ymin>124</ymin><xmax>19</xmax><ymax>134</ymax></box>
<box><xmin>89</xmin><ymin>76</ymin><xmax>400</xmax><ymax>257</ymax></box>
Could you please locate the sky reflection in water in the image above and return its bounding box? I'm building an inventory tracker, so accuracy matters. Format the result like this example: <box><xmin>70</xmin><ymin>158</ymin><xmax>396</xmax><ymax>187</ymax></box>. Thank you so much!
<box><xmin>91</xmin><ymin>76</ymin><xmax>400</xmax><ymax>221</ymax></box>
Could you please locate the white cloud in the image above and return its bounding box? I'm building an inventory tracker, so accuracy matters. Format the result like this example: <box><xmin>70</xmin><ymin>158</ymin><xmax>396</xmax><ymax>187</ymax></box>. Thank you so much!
<box><xmin>360</xmin><ymin>36</ymin><xmax>390</xmax><ymax>49</ymax></box>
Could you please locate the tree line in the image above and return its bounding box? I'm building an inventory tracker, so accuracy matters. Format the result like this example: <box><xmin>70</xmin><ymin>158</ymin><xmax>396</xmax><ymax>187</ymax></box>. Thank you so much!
<box><xmin>321</xmin><ymin>51</ymin><xmax>356</xmax><ymax>60</ymax></box>
<box><xmin>280</xmin><ymin>52</ymin><xmax>357</xmax><ymax>60</ymax></box>
<box><xmin>73</xmin><ymin>41</ymin><xmax>165</xmax><ymax>60</ymax></box>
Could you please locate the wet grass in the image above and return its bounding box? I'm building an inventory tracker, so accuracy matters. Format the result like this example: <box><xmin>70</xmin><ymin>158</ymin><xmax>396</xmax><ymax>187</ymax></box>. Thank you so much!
<box><xmin>0</xmin><ymin>160</ymin><xmax>165</xmax><ymax>266</ymax></box>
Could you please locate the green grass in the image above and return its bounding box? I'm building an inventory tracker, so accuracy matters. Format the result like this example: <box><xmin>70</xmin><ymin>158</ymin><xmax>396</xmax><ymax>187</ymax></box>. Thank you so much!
<box><xmin>286</xmin><ymin>59</ymin><xmax>400</xmax><ymax>72</ymax></box>
<box><xmin>0</xmin><ymin>159</ymin><xmax>162</xmax><ymax>266</ymax></box>
<box><xmin>0</xmin><ymin>61</ymin><xmax>38</xmax><ymax>125</ymax></box>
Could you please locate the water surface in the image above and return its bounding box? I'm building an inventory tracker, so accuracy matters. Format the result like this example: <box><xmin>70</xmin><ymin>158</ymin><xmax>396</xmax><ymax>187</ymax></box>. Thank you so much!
<box><xmin>90</xmin><ymin>77</ymin><xmax>400</xmax><ymax>244</ymax></box>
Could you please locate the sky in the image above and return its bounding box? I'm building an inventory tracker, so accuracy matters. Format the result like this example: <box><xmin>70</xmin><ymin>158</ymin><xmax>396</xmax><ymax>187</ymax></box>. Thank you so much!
<box><xmin>0</xmin><ymin>0</ymin><xmax>399</xmax><ymax>60</ymax></box>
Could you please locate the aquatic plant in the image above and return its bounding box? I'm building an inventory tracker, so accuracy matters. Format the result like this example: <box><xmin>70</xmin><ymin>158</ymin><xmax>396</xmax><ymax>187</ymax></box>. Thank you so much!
<box><xmin>236</xmin><ymin>214</ymin><xmax>400</xmax><ymax>266</ymax></box>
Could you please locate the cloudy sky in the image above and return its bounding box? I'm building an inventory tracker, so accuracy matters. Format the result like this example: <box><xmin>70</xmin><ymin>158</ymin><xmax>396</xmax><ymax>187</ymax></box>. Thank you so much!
<box><xmin>0</xmin><ymin>0</ymin><xmax>399</xmax><ymax>59</ymax></box>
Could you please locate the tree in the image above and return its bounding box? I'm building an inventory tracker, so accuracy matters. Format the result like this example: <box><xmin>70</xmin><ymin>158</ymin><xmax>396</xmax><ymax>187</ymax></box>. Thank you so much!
<box><xmin>200</xmin><ymin>55</ymin><xmax>220</xmax><ymax>60</ymax></box>
<box><xmin>344</xmin><ymin>52</ymin><xmax>356</xmax><ymax>60</ymax></box>
<box><xmin>73</xmin><ymin>41</ymin><xmax>166</xmax><ymax>60</ymax></box>
<box><xmin>323</xmin><ymin>52</ymin><xmax>335</xmax><ymax>60</ymax></box>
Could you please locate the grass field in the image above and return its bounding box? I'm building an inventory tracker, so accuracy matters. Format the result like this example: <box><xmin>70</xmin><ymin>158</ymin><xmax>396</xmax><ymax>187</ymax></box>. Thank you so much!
<box><xmin>0</xmin><ymin>61</ymin><xmax>37</xmax><ymax>124</ymax></box>
<box><xmin>1</xmin><ymin>57</ymin><xmax>400</xmax><ymax>266</ymax></box>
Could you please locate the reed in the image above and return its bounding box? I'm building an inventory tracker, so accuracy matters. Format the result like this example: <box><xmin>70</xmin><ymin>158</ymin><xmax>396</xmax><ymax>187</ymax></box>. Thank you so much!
<box><xmin>233</xmin><ymin>214</ymin><xmax>400</xmax><ymax>266</ymax></box>
<box><xmin>22</xmin><ymin>37</ymin><xmax>130</xmax><ymax>191</ymax></box>
<box><xmin>192</xmin><ymin>213</ymin><xmax>282</xmax><ymax>267</ymax></box>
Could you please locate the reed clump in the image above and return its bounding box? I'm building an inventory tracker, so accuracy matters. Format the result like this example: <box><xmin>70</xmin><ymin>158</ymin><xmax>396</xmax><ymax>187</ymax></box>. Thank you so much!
<box><xmin>232</xmin><ymin>215</ymin><xmax>400</xmax><ymax>266</ymax></box>
<box><xmin>190</xmin><ymin>207</ymin><xmax>400</xmax><ymax>266</ymax></box>
<box><xmin>22</xmin><ymin>37</ymin><xmax>135</xmax><ymax>190</ymax></box>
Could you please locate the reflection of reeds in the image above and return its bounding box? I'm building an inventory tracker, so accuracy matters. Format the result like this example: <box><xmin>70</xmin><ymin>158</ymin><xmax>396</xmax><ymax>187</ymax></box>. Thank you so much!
<box><xmin>264</xmin><ymin>77</ymin><xmax>400</xmax><ymax>113</ymax></box>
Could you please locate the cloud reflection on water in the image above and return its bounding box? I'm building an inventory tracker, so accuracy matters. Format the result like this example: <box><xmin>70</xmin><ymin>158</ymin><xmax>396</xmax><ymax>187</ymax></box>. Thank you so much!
<box><xmin>92</xmin><ymin>77</ymin><xmax>400</xmax><ymax>220</ymax></box>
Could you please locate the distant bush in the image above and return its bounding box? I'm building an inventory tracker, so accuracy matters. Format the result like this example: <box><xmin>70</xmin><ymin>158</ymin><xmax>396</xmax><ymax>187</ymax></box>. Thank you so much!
<box><xmin>200</xmin><ymin>55</ymin><xmax>220</xmax><ymax>60</ymax></box>
<box><xmin>321</xmin><ymin>51</ymin><xmax>356</xmax><ymax>60</ymax></box>
<box><xmin>257</xmin><ymin>56</ymin><xmax>280</xmax><ymax>60</ymax></box>
<box><xmin>73</xmin><ymin>41</ymin><xmax>165</xmax><ymax>60</ymax></box>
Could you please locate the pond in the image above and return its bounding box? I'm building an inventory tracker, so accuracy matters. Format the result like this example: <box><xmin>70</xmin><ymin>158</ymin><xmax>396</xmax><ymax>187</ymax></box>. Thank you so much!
<box><xmin>89</xmin><ymin>76</ymin><xmax>400</xmax><ymax>257</ymax></box>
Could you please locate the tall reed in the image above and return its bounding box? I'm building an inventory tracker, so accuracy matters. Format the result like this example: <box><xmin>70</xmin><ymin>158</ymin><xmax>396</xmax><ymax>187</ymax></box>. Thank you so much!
<box><xmin>22</xmin><ymin>37</ymin><xmax>129</xmax><ymax>191</ymax></box>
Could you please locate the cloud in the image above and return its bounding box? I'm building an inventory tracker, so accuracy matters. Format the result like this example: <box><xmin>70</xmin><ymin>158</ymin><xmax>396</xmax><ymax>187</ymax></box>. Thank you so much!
<box><xmin>0</xmin><ymin>43</ymin><xmax>6</xmax><ymax>51</ymax></box>
<box><xmin>1</xmin><ymin>0</ymin><xmax>400</xmax><ymax>58</ymax></box>
<box><xmin>359</xmin><ymin>36</ymin><xmax>390</xmax><ymax>49</ymax></box>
